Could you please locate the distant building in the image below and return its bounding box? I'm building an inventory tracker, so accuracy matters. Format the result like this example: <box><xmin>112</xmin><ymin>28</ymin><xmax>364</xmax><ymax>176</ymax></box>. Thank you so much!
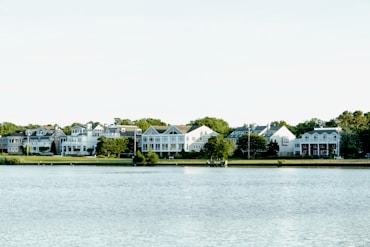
<box><xmin>0</xmin><ymin>126</ymin><xmax>66</xmax><ymax>155</ymax></box>
<box><xmin>226</xmin><ymin>123</ymin><xmax>296</xmax><ymax>156</ymax></box>
<box><xmin>294</xmin><ymin>127</ymin><xmax>341</xmax><ymax>157</ymax></box>
<box><xmin>61</xmin><ymin>123</ymin><xmax>141</xmax><ymax>156</ymax></box>
<box><xmin>141</xmin><ymin>125</ymin><xmax>218</xmax><ymax>156</ymax></box>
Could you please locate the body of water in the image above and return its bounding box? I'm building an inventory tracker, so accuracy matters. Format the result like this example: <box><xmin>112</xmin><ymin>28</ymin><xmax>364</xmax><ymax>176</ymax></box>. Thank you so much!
<box><xmin>1</xmin><ymin>165</ymin><xmax>370</xmax><ymax>246</ymax></box>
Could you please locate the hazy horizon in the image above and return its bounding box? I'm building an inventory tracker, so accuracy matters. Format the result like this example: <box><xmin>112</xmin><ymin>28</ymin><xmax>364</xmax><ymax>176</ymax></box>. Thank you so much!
<box><xmin>1</xmin><ymin>1</ymin><xmax>369</xmax><ymax>128</ymax></box>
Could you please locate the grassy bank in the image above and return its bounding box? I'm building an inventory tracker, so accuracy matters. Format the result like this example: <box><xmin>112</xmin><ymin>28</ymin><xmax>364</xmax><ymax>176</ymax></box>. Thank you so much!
<box><xmin>1</xmin><ymin>155</ymin><xmax>370</xmax><ymax>167</ymax></box>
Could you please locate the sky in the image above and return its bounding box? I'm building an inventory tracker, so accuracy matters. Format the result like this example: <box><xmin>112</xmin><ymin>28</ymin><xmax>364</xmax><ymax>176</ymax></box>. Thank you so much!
<box><xmin>1</xmin><ymin>0</ymin><xmax>369</xmax><ymax>128</ymax></box>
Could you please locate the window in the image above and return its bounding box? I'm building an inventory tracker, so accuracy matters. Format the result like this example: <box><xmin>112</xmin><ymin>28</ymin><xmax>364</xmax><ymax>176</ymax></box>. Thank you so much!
<box><xmin>282</xmin><ymin>137</ymin><xmax>289</xmax><ymax>146</ymax></box>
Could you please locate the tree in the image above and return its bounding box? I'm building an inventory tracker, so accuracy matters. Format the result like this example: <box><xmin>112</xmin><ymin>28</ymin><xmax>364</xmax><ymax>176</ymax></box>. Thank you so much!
<box><xmin>266</xmin><ymin>140</ymin><xmax>279</xmax><ymax>156</ymax></box>
<box><xmin>0</xmin><ymin>122</ymin><xmax>24</xmax><ymax>136</ymax></box>
<box><xmin>292</xmin><ymin>118</ymin><xmax>325</xmax><ymax>137</ymax></box>
<box><xmin>96</xmin><ymin>136</ymin><xmax>129</xmax><ymax>157</ymax></box>
<box><xmin>204</xmin><ymin>136</ymin><xmax>234</xmax><ymax>160</ymax></box>
<box><xmin>134</xmin><ymin>118</ymin><xmax>168</xmax><ymax>132</ymax></box>
<box><xmin>237</xmin><ymin>134</ymin><xmax>267</xmax><ymax>158</ymax></box>
<box><xmin>145</xmin><ymin>149</ymin><xmax>159</xmax><ymax>164</ymax></box>
<box><xmin>114</xmin><ymin>118</ymin><xmax>134</xmax><ymax>125</ymax></box>
<box><xmin>189</xmin><ymin>117</ymin><xmax>231</xmax><ymax>137</ymax></box>
<box><xmin>270</xmin><ymin>120</ymin><xmax>295</xmax><ymax>134</ymax></box>
<box><xmin>133</xmin><ymin>150</ymin><xmax>146</xmax><ymax>164</ymax></box>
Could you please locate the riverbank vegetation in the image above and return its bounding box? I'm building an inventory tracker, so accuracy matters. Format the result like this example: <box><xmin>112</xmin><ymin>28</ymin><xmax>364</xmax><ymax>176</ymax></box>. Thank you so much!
<box><xmin>1</xmin><ymin>154</ymin><xmax>370</xmax><ymax>167</ymax></box>
<box><xmin>1</xmin><ymin>110</ymin><xmax>370</xmax><ymax>159</ymax></box>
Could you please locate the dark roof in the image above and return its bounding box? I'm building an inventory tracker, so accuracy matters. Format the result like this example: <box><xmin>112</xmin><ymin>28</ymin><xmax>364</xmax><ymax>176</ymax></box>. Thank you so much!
<box><xmin>306</xmin><ymin>129</ymin><xmax>338</xmax><ymax>135</ymax></box>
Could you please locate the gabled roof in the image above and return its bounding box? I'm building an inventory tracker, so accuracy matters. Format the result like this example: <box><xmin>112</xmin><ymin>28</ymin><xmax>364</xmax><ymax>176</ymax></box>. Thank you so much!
<box><xmin>143</xmin><ymin>125</ymin><xmax>202</xmax><ymax>135</ymax></box>
<box><xmin>262</xmin><ymin>126</ymin><xmax>283</xmax><ymax>139</ymax></box>
<box><xmin>306</xmin><ymin>129</ymin><xmax>338</xmax><ymax>135</ymax></box>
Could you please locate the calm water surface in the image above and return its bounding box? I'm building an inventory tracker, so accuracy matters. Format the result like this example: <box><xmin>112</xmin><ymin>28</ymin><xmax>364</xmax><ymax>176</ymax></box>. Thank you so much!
<box><xmin>1</xmin><ymin>165</ymin><xmax>370</xmax><ymax>246</ymax></box>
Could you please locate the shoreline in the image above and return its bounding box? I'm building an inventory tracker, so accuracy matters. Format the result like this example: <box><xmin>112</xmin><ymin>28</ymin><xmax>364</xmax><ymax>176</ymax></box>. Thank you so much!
<box><xmin>2</xmin><ymin>155</ymin><xmax>370</xmax><ymax>168</ymax></box>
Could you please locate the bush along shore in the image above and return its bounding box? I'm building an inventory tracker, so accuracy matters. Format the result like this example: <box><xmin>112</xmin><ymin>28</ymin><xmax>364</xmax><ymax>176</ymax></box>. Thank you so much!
<box><xmin>1</xmin><ymin>155</ymin><xmax>370</xmax><ymax>167</ymax></box>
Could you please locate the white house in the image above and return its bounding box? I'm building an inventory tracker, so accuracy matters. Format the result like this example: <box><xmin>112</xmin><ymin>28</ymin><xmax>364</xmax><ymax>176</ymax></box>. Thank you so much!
<box><xmin>0</xmin><ymin>126</ymin><xmax>66</xmax><ymax>155</ymax></box>
<box><xmin>226</xmin><ymin>123</ymin><xmax>296</xmax><ymax>156</ymax></box>
<box><xmin>61</xmin><ymin>123</ymin><xmax>104</xmax><ymax>156</ymax></box>
<box><xmin>26</xmin><ymin>126</ymin><xmax>66</xmax><ymax>155</ymax></box>
<box><xmin>61</xmin><ymin>123</ymin><xmax>141</xmax><ymax>156</ymax></box>
<box><xmin>141</xmin><ymin>125</ymin><xmax>218</xmax><ymax>156</ymax></box>
<box><xmin>294</xmin><ymin>127</ymin><xmax>341</xmax><ymax>157</ymax></box>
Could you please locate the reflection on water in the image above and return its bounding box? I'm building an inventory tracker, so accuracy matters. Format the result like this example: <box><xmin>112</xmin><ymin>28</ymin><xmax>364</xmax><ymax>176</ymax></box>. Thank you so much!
<box><xmin>1</xmin><ymin>166</ymin><xmax>370</xmax><ymax>246</ymax></box>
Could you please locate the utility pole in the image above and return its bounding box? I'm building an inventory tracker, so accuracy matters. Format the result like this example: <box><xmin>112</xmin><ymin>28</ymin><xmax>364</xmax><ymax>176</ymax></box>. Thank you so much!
<box><xmin>26</xmin><ymin>130</ymin><xmax>30</xmax><ymax>156</ymax></box>
<box><xmin>134</xmin><ymin>126</ymin><xmax>137</xmax><ymax>154</ymax></box>
<box><xmin>248</xmin><ymin>125</ymin><xmax>251</xmax><ymax>159</ymax></box>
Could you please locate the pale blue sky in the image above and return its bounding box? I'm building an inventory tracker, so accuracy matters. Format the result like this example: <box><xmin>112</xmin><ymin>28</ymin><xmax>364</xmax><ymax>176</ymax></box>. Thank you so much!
<box><xmin>1</xmin><ymin>0</ymin><xmax>369</xmax><ymax>127</ymax></box>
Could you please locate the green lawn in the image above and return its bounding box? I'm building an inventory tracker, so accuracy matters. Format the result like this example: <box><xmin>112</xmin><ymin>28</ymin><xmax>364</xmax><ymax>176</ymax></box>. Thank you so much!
<box><xmin>2</xmin><ymin>155</ymin><xmax>370</xmax><ymax>167</ymax></box>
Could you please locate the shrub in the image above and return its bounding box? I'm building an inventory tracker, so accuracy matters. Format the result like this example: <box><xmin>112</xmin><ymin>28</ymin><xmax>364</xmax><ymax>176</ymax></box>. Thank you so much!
<box><xmin>145</xmin><ymin>150</ymin><xmax>159</xmax><ymax>164</ymax></box>
<box><xmin>0</xmin><ymin>157</ymin><xmax>21</xmax><ymax>165</ymax></box>
<box><xmin>133</xmin><ymin>151</ymin><xmax>146</xmax><ymax>164</ymax></box>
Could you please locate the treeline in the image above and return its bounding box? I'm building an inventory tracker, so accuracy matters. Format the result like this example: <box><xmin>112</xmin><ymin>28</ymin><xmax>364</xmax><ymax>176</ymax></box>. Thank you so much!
<box><xmin>1</xmin><ymin>110</ymin><xmax>369</xmax><ymax>158</ymax></box>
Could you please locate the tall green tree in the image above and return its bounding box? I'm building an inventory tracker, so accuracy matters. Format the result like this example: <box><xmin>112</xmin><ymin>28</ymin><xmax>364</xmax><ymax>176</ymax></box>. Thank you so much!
<box><xmin>204</xmin><ymin>136</ymin><xmax>234</xmax><ymax>160</ymax></box>
<box><xmin>96</xmin><ymin>136</ymin><xmax>129</xmax><ymax>157</ymax></box>
<box><xmin>114</xmin><ymin>118</ymin><xmax>134</xmax><ymax>125</ymax></box>
<box><xmin>134</xmin><ymin>118</ymin><xmax>167</xmax><ymax>132</ymax></box>
<box><xmin>292</xmin><ymin>118</ymin><xmax>325</xmax><ymax>137</ymax></box>
<box><xmin>0</xmin><ymin>122</ymin><xmax>24</xmax><ymax>136</ymax></box>
<box><xmin>237</xmin><ymin>134</ymin><xmax>267</xmax><ymax>158</ymax></box>
<box><xmin>188</xmin><ymin>116</ymin><xmax>231</xmax><ymax>137</ymax></box>
<box><xmin>266</xmin><ymin>140</ymin><xmax>280</xmax><ymax>156</ymax></box>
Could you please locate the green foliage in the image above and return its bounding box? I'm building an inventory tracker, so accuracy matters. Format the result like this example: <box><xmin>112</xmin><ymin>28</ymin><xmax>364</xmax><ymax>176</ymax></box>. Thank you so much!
<box><xmin>291</xmin><ymin>118</ymin><xmax>324</xmax><ymax>137</ymax></box>
<box><xmin>133</xmin><ymin>150</ymin><xmax>146</xmax><ymax>164</ymax></box>
<box><xmin>145</xmin><ymin>149</ymin><xmax>159</xmax><ymax>164</ymax></box>
<box><xmin>0</xmin><ymin>122</ymin><xmax>25</xmax><ymax>136</ymax></box>
<box><xmin>114</xmin><ymin>118</ymin><xmax>134</xmax><ymax>125</ymax></box>
<box><xmin>0</xmin><ymin>156</ymin><xmax>21</xmax><ymax>165</ymax></box>
<box><xmin>204</xmin><ymin>135</ymin><xmax>234</xmax><ymax>160</ymax></box>
<box><xmin>134</xmin><ymin>118</ymin><xmax>168</xmax><ymax>133</ymax></box>
<box><xmin>188</xmin><ymin>116</ymin><xmax>231</xmax><ymax>137</ymax></box>
<box><xmin>336</xmin><ymin>111</ymin><xmax>370</xmax><ymax>157</ymax></box>
<box><xmin>237</xmin><ymin>134</ymin><xmax>267</xmax><ymax>158</ymax></box>
<box><xmin>96</xmin><ymin>136</ymin><xmax>129</xmax><ymax>157</ymax></box>
<box><xmin>266</xmin><ymin>140</ymin><xmax>280</xmax><ymax>156</ymax></box>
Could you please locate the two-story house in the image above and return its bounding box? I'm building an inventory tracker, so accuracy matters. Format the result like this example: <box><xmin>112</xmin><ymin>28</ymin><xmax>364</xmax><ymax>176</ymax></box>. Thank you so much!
<box><xmin>61</xmin><ymin>123</ymin><xmax>104</xmax><ymax>156</ymax></box>
<box><xmin>61</xmin><ymin>123</ymin><xmax>142</xmax><ymax>156</ymax></box>
<box><xmin>226</xmin><ymin>123</ymin><xmax>296</xmax><ymax>156</ymax></box>
<box><xmin>27</xmin><ymin>126</ymin><xmax>67</xmax><ymax>155</ymax></box>
<box><xmin>294</xmin><ymin>127</ymin><xmax>341</xmax><ymax>157</ymax></box>
<box><xmin>0</xmin><ymin>126</ymin><xmax>66</xmax><ymax>155</ymax></box>
<box><xmin>141</xmin><ymin>125</ymin><xmax>218</xmax><ymax>156</ymax></box>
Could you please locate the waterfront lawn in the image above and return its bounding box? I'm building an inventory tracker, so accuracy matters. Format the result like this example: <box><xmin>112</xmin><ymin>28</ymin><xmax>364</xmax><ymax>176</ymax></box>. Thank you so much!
<box><xmin>2</xmin><ymin>155</ymin><xmax>133</xmax><ymax>165</ymax></box>
<box><xmin>2</xmin><ymin>155</ymin><xmax>370</xmax><ymax>167</ymax></box>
